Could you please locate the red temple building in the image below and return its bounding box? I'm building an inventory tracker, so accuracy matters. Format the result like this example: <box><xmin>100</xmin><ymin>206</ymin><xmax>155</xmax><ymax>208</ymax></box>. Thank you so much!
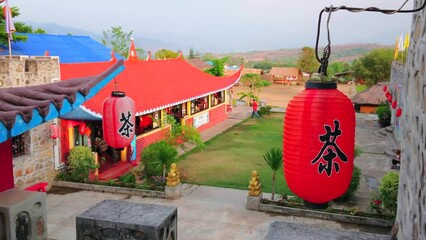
<box><xmin>60</xmin><ymin>41</ymin><xmax>242</xmax><ymax>180</ymax></box>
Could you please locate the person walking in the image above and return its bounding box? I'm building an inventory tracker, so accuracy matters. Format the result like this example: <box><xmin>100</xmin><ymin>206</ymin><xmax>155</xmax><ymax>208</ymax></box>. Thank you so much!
<box><xmin>251</xmin><ymin>99</ymin><xmax>260</xmax><ymax>118</ymax></box>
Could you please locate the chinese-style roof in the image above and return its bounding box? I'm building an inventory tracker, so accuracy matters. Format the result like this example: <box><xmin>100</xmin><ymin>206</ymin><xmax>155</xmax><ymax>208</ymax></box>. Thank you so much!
<box><xmin>0</xmin><ymin>33</ymin><xmax>122</xmax><ymax>63</ymax></box>
<box><xmin>352</xmin><ymin>82</ymin><xmax>388</xmax><ymax>105</ymax></box>
<box><xmin>0</xmin><ymin>60</ymin><xmax>124</xmax><ymax>143</ymax></box>
<box><xmin>60</xmin><ymin>56</ymin><xmax>242</xmax><ymax>119</ymax></box>
<box><xmin>269</xmin><ymin>67</ymin><xmax>301</xmax><ymax>79</ymax></box>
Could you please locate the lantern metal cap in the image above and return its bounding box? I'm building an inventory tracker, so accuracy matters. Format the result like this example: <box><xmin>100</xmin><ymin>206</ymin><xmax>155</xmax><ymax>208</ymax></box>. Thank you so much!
<box><xmin>111</xmin><ymin>91</ymin><xmax>126</xmax><ymax>97</ymax></box>
<box><xmin>305</xmin><ymin>81</ymin><xmax>337</xmax><ymax>89</ymax></box>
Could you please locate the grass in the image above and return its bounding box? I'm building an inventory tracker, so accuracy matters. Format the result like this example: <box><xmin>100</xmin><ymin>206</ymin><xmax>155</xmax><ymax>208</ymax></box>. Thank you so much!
<box><xmin>177</xmin><ymin>113</ymin><xmax>292</xmax><ymax>195</ymax></box>
<box><xmin>356</xmin><ymin>84</ymin><xmax>368</xmax><ymax>93</ymax></box>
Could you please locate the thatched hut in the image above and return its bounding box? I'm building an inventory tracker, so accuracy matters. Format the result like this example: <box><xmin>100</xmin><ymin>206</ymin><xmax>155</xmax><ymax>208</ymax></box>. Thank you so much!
<box><xmin>352</xmin><ymin>82</ymin><xmax>389</xmax><ymax>113</ymax></box>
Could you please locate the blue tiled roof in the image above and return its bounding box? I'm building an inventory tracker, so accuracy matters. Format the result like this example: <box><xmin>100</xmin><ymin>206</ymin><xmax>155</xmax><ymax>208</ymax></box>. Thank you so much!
<box><xmin>0</xmin><ymin>33</ymin><xmax>123</xmax><ymax>63</ymax></box>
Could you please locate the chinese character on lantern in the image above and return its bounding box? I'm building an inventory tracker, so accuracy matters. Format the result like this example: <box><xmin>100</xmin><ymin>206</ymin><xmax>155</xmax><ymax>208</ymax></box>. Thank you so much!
<box><xmin>311</xmin><ymin>120</ymin><xmax>348</xmax><ymax>176</ymax></box>
<box><xmin>119</xmin><ymin>111</ymin><xmax>134</xmax><ymax>137</ymax></box>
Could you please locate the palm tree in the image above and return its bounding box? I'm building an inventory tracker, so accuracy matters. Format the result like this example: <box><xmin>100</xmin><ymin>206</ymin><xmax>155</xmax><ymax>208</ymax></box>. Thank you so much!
<box><xmin>157</xmin><ymin>141</ymin><xmax>178</xmax><ymax>179</ymax></box>
<box><xmin>263</xmin><ymin>147</ymin><xmax>283</xmax><ymax>200</ymax></box>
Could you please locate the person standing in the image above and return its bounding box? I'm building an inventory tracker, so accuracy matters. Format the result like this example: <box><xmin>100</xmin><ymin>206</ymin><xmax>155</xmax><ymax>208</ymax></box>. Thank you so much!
<box><xmin>251</xmin><ymin>99</ymin><xmax>260</xmax><ymax>118</ymax></box>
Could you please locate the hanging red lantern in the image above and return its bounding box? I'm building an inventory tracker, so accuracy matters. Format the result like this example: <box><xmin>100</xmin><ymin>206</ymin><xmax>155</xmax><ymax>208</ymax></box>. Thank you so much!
<box><xmin>79</xmin><ymin>122</ymin><xmax>87</xmax><ymax>135</ymax></box>
<box><xmin>50</xmin><ymin>123</ymin><xmax>59</xmax><ymax>139</ymax></box>
<box><xmin>392</xmin><ymin>101</ymin><xmax>397</xmax><ymax>109</ymax></box>
<box><xmin>84</xmin><ymin>127</ymin><xmax>92</xmax><ymax>137</ymax></box>
<box><xmin>396</xmin><ymin>108</ymin><xmax>402</xmax><ymax>117</ymax></box>
<box><xmin>140</xmin><ymin>115</ymin><xmax>153</xmax><ymax>127</ymax></box>
<box><xmin>385</xmin><ymin>91</ymin><xmax>390</xmax><ymax>98</ymax></box>
<box><xmin>383</xmin><ymin>85</ymin><xmax>388</xmax><ymax>92</ymax></box>
<box><xmin>387</xmin><ymin>94</ymin><xmax>393</xmax><ymax>103</ymax></box>
<box><xmin>284</xmin><ymin>82</ymin><xmax>355</xmax><ymax>207</ymax></box>
<box><xmin>103</xmin><ymin>91</ymin><xmax>135</xmax><ymax>149</ymax></box>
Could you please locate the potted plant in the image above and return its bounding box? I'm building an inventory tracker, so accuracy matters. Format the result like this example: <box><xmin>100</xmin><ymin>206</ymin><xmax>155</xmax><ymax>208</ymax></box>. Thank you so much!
<box><xmin>377</xmin><ymin>103</ymin><xmax>391</xmax><ymax>128</ymax></box>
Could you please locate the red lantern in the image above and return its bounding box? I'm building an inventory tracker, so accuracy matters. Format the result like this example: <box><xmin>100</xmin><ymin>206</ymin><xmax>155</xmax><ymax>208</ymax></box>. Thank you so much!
<box><xmin>84</xmin><ymin>127</ymin><xmax>92</xmax><ymax>137</ymax></box>
<box><xmin>396</xmin><ymin>108</ymin><xmax>402</xmax><ymax>117</ymax></box>
<box><xmin>50</xmin><ymin>123</ymin><xmax>59</xmax><ymax>139</ymax></box>
<box><xmin>392</xmin><ymin>101</ymin><xmax>397</xmax><ymax>109</ymax></box>
<box><xmin>387</xmin><ymin>95</ymin><xmax>393</xmax><ymax>103</ymax></box>
<box><xmin>79</xmin><ymin>122</ymin><xmax>87</xmax><ymax>135</ymax></box>
<box><xmin>284</xmin><ymin>82</ymin><xmax>355</xmax><ymax>206</ymax></box>
<box><xmin>103</xmin><ymin>91</ymin><xmax>135</xmax><ymax>149</ymax></box>
<box><xmin>385</xmin><ymin>91</ymin><xmax>390</xmax><ymax>97</ymax></box>
<box><xmin>140</xmin><ymin>115</ymin><xmax>153</xmax><ymax>127</ymax></box>
<box><xmin>383</xmin><ymin>85</ymin><xmax>387</xmax><ymax>92</ymax></box>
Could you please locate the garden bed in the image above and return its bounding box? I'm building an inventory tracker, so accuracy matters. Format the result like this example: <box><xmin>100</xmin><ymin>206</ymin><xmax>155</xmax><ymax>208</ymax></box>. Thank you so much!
<box><xmin>53</xmin><ymin>180</ymin><xmax>165</xmax><ymax>198</ymax></box>
<box><xmin>258</xmin><ymin>198</ymin><xmax>394</xmax><ymax>228</ymax></box>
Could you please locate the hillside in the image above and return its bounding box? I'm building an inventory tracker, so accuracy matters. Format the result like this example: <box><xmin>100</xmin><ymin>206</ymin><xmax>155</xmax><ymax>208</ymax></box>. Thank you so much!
<box><xmin>213</xmin><ymin>43</ymin><xmax>390</xmax><ymax>64</ymax></box>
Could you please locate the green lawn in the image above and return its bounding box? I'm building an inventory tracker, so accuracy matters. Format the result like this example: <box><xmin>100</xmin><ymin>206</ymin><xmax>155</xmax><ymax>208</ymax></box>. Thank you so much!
<box><xmin>177</xmin><ymin>113</ymin><xmax>292</xmax><ymax>195</ymax></box>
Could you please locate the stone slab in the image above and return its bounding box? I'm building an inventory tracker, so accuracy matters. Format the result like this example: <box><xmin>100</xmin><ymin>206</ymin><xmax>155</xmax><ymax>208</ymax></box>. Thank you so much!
<box><xmin>266</xmin><ymin>221</ymin><xmax>390</xmax><ymax>240</ymax></box>
<box><xmin>246</xmin><ymin>194</ymin><xmax>262</xmax><ymax>210</ymax></box>
<box><xmin>76</xmin><ymin>200</ymin><xmax>177</xmax><ymax>240</ymax></box>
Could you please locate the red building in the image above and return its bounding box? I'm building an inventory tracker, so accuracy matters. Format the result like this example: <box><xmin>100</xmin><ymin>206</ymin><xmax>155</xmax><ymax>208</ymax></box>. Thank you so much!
<box><xmin>60</xmin><ymin>41</ymin><xmax>242</xmax><ymax>180</ymax></box>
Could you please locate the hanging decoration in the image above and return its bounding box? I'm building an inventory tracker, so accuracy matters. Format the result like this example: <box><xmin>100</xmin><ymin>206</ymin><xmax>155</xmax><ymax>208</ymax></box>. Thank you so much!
<box><xmin>387</xmin><ymin>94</ymin><xmax>393</xmax><ymax>103</ymax></box>
<box><xmin>396</xmin><ymin>108</ymin><xmax>402</xmax><ymax>117</ymax></box>
<box><xmin>84</xmin><ymin>127</ymin><xmax>92</xmax><ymax>137</ymax></box>
<box><xmin>102</xmin><ymin>91</ymin><xmax>135</xmax><ymax>149</ymax></box>
<box><xmin>79</xmin><ymin>122</ymin><xmax>87</xmax><ymax>135</ymax></box>
<box><xmin>383</xmin><ymin>86</ymin><xmax>388</xmax><ymax>92</ymax></box>
<box><xmin>392</xmin><ymin>101</ymin><xmax>397</xmax><ymax>109</ymax></box>
<box><xmin>283</xmin><ymin>82</ymin><xmax>355</xmax><ymax>206</ymax></box>
<box><xmin>50</xmin><ymin>123</ymin><xmax>59</xmax><ymax>139</ymax></box>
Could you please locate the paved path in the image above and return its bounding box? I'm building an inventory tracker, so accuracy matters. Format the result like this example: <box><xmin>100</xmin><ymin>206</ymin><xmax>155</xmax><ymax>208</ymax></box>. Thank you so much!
<box><xmin>47</xmin><ymin>106</ymin><xmax>397</xmax><ymax>239</ymax></box>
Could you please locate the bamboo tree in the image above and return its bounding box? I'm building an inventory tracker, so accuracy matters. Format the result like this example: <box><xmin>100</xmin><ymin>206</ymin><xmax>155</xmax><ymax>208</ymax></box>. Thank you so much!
<box><xmin>263</xmin><ymin>147</ymin><xmax>283</xmax><ymax>200</ymax></box>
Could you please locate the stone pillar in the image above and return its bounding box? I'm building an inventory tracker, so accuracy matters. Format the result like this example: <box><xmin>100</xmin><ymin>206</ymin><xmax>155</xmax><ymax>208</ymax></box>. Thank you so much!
<box><xmin>247</xmin><ymin>170</ymin><xmax>262</xmax><ymax>210</ymax></box>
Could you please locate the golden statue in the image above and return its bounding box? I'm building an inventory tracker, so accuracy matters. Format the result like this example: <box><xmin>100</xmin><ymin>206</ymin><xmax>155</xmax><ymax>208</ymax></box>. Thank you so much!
<box><xmin>166</xmin><ymin>163</ymin><xmax>181</xmax><ymax>187</ymax></box>
<box><xmin>248</xmin><ymin>170</ymin><xmax>261</xmax><ymax>197</ymax></box>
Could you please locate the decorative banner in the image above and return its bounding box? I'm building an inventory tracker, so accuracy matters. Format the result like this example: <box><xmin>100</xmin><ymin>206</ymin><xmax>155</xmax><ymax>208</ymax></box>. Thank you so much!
<box><xmin>103</xmin><ymin>91</ymin><xmax>135</xmax><ymax>149</ymax></box>
<box><xmin>284</xmin><ymin>82</ymin><xmax>355</xmax><ymax>205</ymax></box>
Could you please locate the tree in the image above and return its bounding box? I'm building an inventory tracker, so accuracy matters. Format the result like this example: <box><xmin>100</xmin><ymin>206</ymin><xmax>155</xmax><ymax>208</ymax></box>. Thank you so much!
<box><xmin>296</xmin><ymin>47</ymin><xmax>320</xmax><ymax>76</ymax></box>
<box><xmin>0</xmin><ymin>7</ymin><xmax>45</xmax><ymax>45</ymax></box>
<box><xmin>102</xmin><ymin>26</ymin><xmax>144</xmax><ymax>58</ymax></box>
<box><xmin>34</xmin><ymin>28</ymin><xmax>46</xmax><ymax>34</ymax></box>
<box><xmin>327</xmin><ymin>61</ymin><xmax>350</xmax><ymax>76</ymax></box>
<box><xmin>204</xmin><ymin>57</ymin><xmax>228</xmax><ymax>76</ymax></box>
<box><xmin>352</xmin><ymin>48</ymin><xmax>393</xmax><ymax>86</ymax></box>
<box><xmin>263</xmin><ymin>147</ymin><xmax>283</xmax><ymax>200</ymax></box>
<box><xmin>155</xmin><ymin>49</ymin><xmax>179</xmax><ymax>59</ymax></box>
<box><xmin>237</xmin><ymin>73</ymin><xmax>270</xmax><ymax>103</ymax></box>
<box><xmin>188</xmin><ymin>47</ymin><xmax>200</xmax><ymax>59</ymax></box>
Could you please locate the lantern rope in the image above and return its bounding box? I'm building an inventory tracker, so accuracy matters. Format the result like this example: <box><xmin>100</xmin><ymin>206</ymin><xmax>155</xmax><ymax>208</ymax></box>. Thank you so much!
<box><xmin>314</xmin><ymin>0</ymin><xmax>425</xmax><ymax>77</ymax></box>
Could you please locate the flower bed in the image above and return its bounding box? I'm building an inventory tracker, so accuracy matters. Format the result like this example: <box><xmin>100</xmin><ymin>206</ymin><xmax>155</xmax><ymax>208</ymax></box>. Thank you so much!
<box><xmin>258</xmin><ymin>198</ymin><xmax>394</xmax><ymax>228</ymax></box>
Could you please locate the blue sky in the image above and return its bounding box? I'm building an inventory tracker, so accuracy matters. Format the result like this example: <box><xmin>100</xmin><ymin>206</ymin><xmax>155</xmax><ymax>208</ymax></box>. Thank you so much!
<box><xmin>14</xmin><ymin>0</ymin><xmax>413</xmax><ymax>53</ymax></box>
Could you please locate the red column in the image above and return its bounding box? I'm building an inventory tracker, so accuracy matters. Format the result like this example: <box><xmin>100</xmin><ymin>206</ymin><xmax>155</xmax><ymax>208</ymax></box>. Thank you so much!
<box><xmin>0</xmin><ymin>139</ymin><xmax>14</xmax><ymax>193</ymax></box>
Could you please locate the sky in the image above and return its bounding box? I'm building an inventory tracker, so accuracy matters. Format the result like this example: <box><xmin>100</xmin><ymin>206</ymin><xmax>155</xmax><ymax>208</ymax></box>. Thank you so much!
<box><xmin>13</xmin><ymin>0</ymin><xmax>413</xmax><ymax>53</ymax></box>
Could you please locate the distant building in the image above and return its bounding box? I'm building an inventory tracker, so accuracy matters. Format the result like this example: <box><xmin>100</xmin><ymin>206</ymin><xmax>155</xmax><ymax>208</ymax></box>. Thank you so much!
<box><xmin>186</xmin><ymin>59</ymin><xmax>212</xmax><ymax>71</ymax></box>
<box><xmin>268</xmin><ymin>67</ymin><xmax>303</xmax><ymax>85</ymax></box>
<box><xmin>352</xmin><ymin>82</ymin><xmax>388</xmax><ymax>113</ymax></box>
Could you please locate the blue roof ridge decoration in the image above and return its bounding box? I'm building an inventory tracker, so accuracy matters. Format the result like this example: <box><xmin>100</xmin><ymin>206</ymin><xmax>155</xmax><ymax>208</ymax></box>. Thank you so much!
<box><xmin>0</xmin><ymin>59</ymin><xmax>125</xmax><ymax>143</ymax></box>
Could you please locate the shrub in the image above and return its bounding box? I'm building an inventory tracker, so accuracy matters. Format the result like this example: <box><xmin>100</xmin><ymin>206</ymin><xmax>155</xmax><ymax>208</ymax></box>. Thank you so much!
<box><xmin>258</xmin><ymin>106</ymin><xmax>272</xmax><ymax>116</ymax></box>
<box><xmin>141</xmin><ymin>141</ymin><xmax>178</xmax><ymax>178</ymax></box>
<box><xmin>119</xmin><ymin>173</ymin><xmax>136</xmax><ymax>184</ymax></box>
<box><xmin>377</xmin><ymin>104</ymin><xmax>391</xmax><ymax>127</ymax></box>
<box><xmin>354</xmin><ymin>145</ymin><xmax>363</xmax><ymax>158</ymax></box>
<box><xmin>336</xmin><ymin>165</ymin><xmax>362</xmax><ymax>201</ymax></box>
<box><xmin>379</xmin><ymin>171</ymin><xmax>399</xmax><ymax>215</ymax></box>
<box><xmin>67</xmin><ymin>146</ymin><xmax>97</xmax><ymax>182</ymax></box>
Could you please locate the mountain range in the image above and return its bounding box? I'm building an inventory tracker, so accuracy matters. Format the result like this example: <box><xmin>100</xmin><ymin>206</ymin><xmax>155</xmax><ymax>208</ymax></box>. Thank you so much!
<box><xmin>26</xmin><ymin>22</ymin><xmax>390</xmax><ymax>63</ymax></box>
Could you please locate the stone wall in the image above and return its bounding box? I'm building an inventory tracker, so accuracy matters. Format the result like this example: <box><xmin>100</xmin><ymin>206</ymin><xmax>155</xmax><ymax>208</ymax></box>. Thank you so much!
<box><xmin>0</xmin><ymin>56</ymin><xmax>61</xmax><ymax>190</ymax></box>
<box><xmin>389</xmin><ymin>61</ymin><xmax>405</xmax><ymax>141</ymax></box>
<box><xmin>0</xmin><ymin>56</ymin><xmax>60</xmax><ymax>87</ymax></box>
<box><xmin>13</xmin><ymin>121</ymin><xmax>59</xmax><ymax>189</ymax></box>
<box><xmin>393</xmin><ymin>1</ymin><xmax>426</xmax><ymax>239</ymax></box>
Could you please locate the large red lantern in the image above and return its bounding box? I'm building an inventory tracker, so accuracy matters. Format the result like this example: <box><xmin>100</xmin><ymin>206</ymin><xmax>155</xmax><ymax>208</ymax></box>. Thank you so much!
<box><xmin>284</xmin><ymin>82</ymin><xmax>355</xmax><ymax>207</ymax></box>
<box><xmin>84</xmin><ymin>127</ymin><xmax>92</xmax><ymax>137</ymax></box>
<box><xmin>103</xmin><ymin>91</ymin><xmax>135</xmax><ymax>149</ymax></box>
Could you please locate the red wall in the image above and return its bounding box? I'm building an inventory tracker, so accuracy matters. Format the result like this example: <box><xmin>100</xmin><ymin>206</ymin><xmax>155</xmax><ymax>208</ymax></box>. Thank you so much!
<box><xmin>136</xmin><ymin>127</ymin><xmax>169</xmax><ymax>162</ymax></box>
<box><xmin>197</xmin><ymin>104</ymin><xmax>227</xmax><ymax>132</ymax></box>
<box><xmin>0</xmin><ymin>139</ymin><xmax>14</xmax><ymax>193</ymax></box>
